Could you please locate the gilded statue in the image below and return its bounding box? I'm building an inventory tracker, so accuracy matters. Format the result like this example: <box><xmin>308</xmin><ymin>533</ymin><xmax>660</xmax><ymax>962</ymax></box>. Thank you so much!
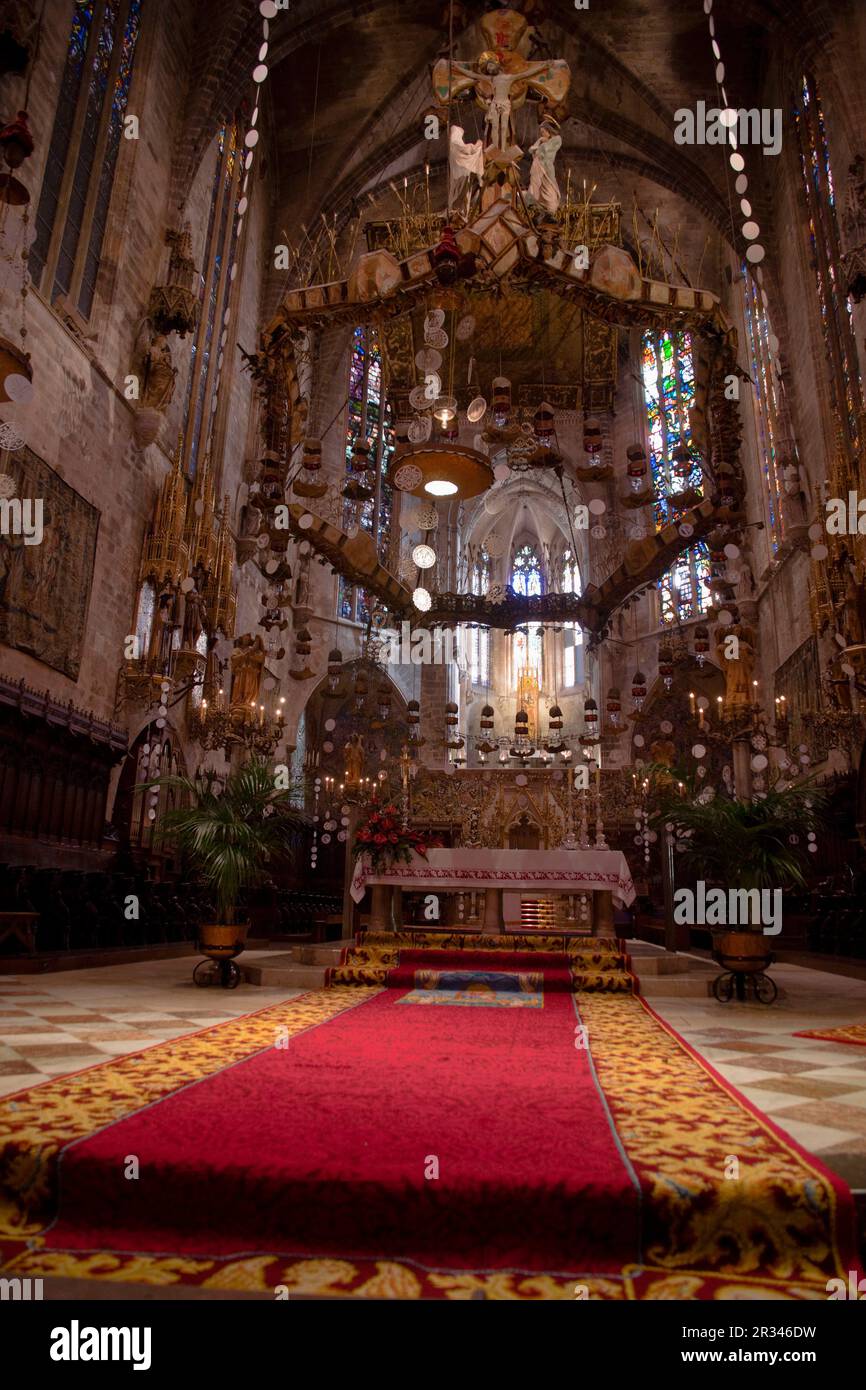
<box><xmin>230</xmin><ymin>633</ymin><xmax>266</xmax><ymax>715</ymax></box>
<box><xmin>147</xmin><ymin>581</ymin><xmax>178</xmax><ymax>673</ymax></box>
<box><xmin>344</xmin><ymin>732</ymin><xmax>366</xmax><ymax>787</ymax></box>
<box><xmin>716</xmin><ymin>621</ymin><xmax>756</xmax><ymax>711</ymax></box>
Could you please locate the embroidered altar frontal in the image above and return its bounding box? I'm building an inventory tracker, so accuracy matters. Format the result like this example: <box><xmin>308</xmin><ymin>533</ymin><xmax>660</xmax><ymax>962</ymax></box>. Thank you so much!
<box><xmin>0</xmin><ymin>986</ymin><xmax>861</xmax><ymax>1301</ymax></box>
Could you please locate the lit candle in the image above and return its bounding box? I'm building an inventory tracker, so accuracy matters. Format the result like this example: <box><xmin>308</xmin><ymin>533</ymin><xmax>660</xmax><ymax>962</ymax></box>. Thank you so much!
<box><xmin>200</xmin><ymin>699</ymin><xmax>207</xmax><ymax>724</ymax></box>
<box><xmin>716</xmin><ymin>695</ymin><xmax>723</xmax><ymax>719</ymax></box>
<box><xmin>689</xmin><ymin>691</ymin><xmax>695</xmax><ymax>715</ymax></box>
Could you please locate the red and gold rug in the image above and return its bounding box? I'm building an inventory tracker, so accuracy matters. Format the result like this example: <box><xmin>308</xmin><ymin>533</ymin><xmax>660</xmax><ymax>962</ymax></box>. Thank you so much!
<box><xmin>793</xmin><ymin>1023</ymin><xmax>866</xmax><ymax>1048</ymax></box>
<box><xmin>0</xmin><ymin>986</ymin><xmax>860</xmax><ymax>1300</ymax></box>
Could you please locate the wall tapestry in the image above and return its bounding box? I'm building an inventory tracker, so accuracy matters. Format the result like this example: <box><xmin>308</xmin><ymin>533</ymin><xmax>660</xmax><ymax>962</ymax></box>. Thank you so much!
<box><xmin>0</xmin><ymin>446</ymin><xmax>99</xmax><ymax>680</ymax></box>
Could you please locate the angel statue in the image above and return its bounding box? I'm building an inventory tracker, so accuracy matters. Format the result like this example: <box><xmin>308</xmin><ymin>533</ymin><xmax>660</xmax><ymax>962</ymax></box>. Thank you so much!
<box><xmin>527</xmin><ymin>116</ymin><xmax>562</xmax><ymax>215</ymax></box>
<box><xmin>449</xmin><ymin>125</ymin><xmax>484</xmax><ymax>215</ymax></box>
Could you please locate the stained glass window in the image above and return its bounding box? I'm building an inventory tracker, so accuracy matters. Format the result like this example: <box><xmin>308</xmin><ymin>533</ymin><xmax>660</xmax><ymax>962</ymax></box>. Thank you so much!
<box><xmin>794</xmin><ymin>74</ymin><xmax>863</xmax><ymax>455</ymax></box>
<box><xmin>467</xmin><ymin>548</ymin><xmax>490</xmax><ymax>687</ymax></box>
<box><xmin>511</xmin><ymin>544</ymin><xmax>543</xmax><ymax>683</ymax></box>
<box><xmin>182</xmin><ymin>122</ymin><xmax>242</xmax><ymax>480</ymax></box>
<box><xmin>29</xmin><ymin>2</ymin><xmax>95</xmax><ymax>286</ymax></box>
<box><xmin>29</xmin><ymin>1</ymin><xmax>144</xmax><ymax>315</ymax></box>
<box><xmin>657</xmin><ymin>542</ymin><xmax>711</xmax><ymax>626</ymax></box>
<box><xmin>641</xmin><ymin>330</ymin><xmax>711</xmax><ymax>625</ymax></box>
<box><xmin>742</xmin><ymin>265</ymin><xmax>786</xmax><ymax>553</ymax></box>
<box><xmin>338</xmin><ymin>325</ymin><xmax>394</xmax><ymax>623</ymax></box>
<box><xmin>560</xmin><ymin>549</ymin><xmax>583</xmax><ymax>687</ymax></box>
<box><xmin>511</xmin><ymin>544</ymin><xmax>543</xmax><ymax>596</ymax></box>
<box><xmin>79</xmin><ymin>0</ymin><xmax>143</xmax><ymax>317</ymax></box>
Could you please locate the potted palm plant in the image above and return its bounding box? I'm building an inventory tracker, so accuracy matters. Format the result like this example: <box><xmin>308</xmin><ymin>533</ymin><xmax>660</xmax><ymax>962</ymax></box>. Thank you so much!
<box><xmin>147</xmin><ymin>758</ymin><xmax>307</xmax><ymax>987</ymax></box>
<box><xmin>649</xmin><ymin>768</ymin><xmax>824</xmax><ymax>984</ymax></box>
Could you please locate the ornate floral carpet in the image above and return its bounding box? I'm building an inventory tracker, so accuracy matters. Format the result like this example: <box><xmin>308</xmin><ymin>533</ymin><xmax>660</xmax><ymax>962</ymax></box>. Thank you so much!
<box><xmin>0</xmin><ymin>985</ymin><xmax>861</xmax><ymax>1300</ymax></box>
<box><xmin>326</xmin><ymin>930</ymin><xmax>636</xmax><ymax>993</ymax></box>
<box><xmin>793</xmin><ymin>1023</ymin><xmax>866</xmax><ymax>1047</ymax></box>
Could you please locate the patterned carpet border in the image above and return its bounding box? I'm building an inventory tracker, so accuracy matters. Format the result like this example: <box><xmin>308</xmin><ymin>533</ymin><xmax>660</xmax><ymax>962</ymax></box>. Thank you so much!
<box><xmin>0</xmin><ymin>987</ymin><xmax>861</xmax><ymax>1300</ymax></box>
<box><xmin>792</xmin><ymin>1023</ymin><xmax>866</xmax><ymax>1048</ymax></box>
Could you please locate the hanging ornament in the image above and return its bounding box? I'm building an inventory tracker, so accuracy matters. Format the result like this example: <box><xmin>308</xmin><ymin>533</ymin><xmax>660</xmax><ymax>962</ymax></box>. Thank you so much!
<box><xmin>424</xmin><ymin>307</ymin><xmax>446</xmax><ymax>332</ymax></box>
<box><xmin>410</xmin><ymin>383</ymin><xmax>435</xmax><ymax>412</ymax></box>
<box><xmin>658</xmin><ymin>645</ymin><xmax>675</xmax><ymax>690</ymax></box>
<box><xmin>456</xmin><ymin>314</ymin><xmax>476</xmax><ymax>341</ymax></box>
<box><xmin>492</xmin><ymin>376</ymin><xmax>512</xmax><ymax>425</ymax></box>
<box><xmin>376</xmin><ymin>682</ymin><xmax>392</xmax><ymax>722</ymax></box>
<box><xmin>583</xmin><ymin>417</ymin><xmax>603</xmax><ymax>455</ymax></box>
<box><xmin>353</xmin><ymin>671</ymin><xmax>368</xmax><ymax>712</ymax></box>
<box><xmin>672</xmin><ymin>437</ymin><xmax>692</xmax><ymax>480</ymax></box>
<box><xmin>693</xmin><ymin>623</ymin><xmax>710</xmax><ymax>665</ymax></box>
<box><xmin>293</xmin><ymin>437</ymin><xmax>327</xmax><ymax>498</ymax></box>
<box><xmin>631</xmin><ymin>670</ymin><xmax>647</xmax><ymax>710</ymax></box>
<box><xmin>548</xmin><ymin>703</ymin><xmax>563</xmax><ymax>732</ymax></box>
<box><xmin>626</xmin><ymin>442</ymin><xmax>647</xmax><ymax>484</ymax></box>
<box><xmin>327</xmin><ymin>647</ymin><xmax>343</xmax><ymax>693</ymax></box>
<box><xmin>414</xmin><ymin>502</ymin><xmax>439</xmax><ymax>531</ymax></box>
<box><xmin>0</xmin><ymin>110</ymin><xmax>34</xmax><ymax>205</ymax></box>
<box><xmin>407</xmin><ymin>698</ymin><xmax>421</xmax><ymax>740</ymax></box>
<box><xmin>606</xmin><ymin>687</ymin><xmax>621</xmax><ymax>728</ymax></box>
<box><xmin>583</xmin><ymin>698</ymin><xmax>599</xmax><ymax>737</ymax></box>
<box><xmin>415</xmin><ymin>347</ymin><xmax>442</xmax><ymax>374</ymax></box>
<box><xmin>467</xmin><ymin>395</ymin><xmax>487</xmax><ymax>423</ymax></box>
<box><xmin>534</xmin><ymin>401</ymin><xmax>555</xmax><ymax>442</ymax></box>
<box><xmin>407</xmin><ymin>415</ymin><xmax>432</xmax><ymax>444</ymax></box>
<box><xmin>393</xmin><ymin>462</ymin><xmax>424</xmax><ymax>491</ymax></box>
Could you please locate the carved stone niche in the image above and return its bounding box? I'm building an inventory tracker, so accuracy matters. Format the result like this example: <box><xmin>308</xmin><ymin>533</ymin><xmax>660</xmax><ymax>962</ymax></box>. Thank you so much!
<box><xmin>131</xmin><ymin>227</ymin><xmax>199</xmax><ymax>448</ymax></box>
<box><xmin>148</xmin><ymin>226</ymin><xmax>199</xmax><ymax>338</ymax></box>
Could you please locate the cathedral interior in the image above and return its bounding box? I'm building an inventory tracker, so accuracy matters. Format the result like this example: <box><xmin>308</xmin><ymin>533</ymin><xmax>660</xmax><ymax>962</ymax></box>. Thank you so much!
<box><xmin>1</xmin><ymin>0</ymin><xmax>866</xmax><ymax>1331</ymax></box>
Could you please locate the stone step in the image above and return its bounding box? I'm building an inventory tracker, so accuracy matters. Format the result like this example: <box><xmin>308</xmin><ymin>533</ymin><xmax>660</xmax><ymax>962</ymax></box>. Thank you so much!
<box><xmin>631</xmin><ymin>955</ymin><xmax>708</xmax><ymax>976</ymax></box>
<box><xmin>242</xmin><ymin>960</ymin><xmax>327</xmax><ymax>989</ymax></box>
<box><xmin>637</xmin><ymin>974</ymin><xmax>714</xmax><ymax>997</ymax></box>
<box><xmin>289</xmin><ymin>942</ymin><xmax>351</xmax><ymax>966</ymax></box>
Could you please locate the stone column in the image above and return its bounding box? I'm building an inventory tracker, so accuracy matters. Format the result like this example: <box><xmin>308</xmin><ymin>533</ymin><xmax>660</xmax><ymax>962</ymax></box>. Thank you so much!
<box><xmin>594</xmin><ymin>890</ymin><xmax>615</xmax><ymax>936</ymax></box>
<box><xmin>482</xmin><ymin>887</ymin><xmax>503</xmax><ymax>934</ymax></box>
<box><xmin>369</xmin><ymin>883</ymin><xmax>391</xmax><ymax>932</ymax></box>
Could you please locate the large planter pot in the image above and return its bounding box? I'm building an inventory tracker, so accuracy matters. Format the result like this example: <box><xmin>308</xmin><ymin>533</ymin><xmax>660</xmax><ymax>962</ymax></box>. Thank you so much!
<box><xmin>713</xmin><ymin>930</ymin><xmax>773</xmax><ymax>974</ymax></box>
<box><xmin>198</xmin><ymin>921</ymin><xmax>249</xmax><ymax>960</ymax></box>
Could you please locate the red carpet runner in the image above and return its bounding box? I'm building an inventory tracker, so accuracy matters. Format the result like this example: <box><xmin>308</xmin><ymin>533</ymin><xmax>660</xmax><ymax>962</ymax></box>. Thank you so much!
<box><xmin>42</xmin><ymin>991</ymin><xmax>639</xmax><ymax>1272</ymax></box>
<box><xmin>0</xmin><ymin>986</ymin><xmax>861</xmax><ymax>1298</ymax></box>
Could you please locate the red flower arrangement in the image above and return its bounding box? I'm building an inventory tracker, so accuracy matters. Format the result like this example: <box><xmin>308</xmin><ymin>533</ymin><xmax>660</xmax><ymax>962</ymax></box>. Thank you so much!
<box><xmin>352</xmin><ymin>802</ymin><xmax>436</xmax><ymax>871</ymax></box>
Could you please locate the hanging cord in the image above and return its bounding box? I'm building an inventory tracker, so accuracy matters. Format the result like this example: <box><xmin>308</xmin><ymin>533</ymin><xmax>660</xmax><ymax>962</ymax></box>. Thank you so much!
<box><xmin>446</xmin><ymin>0</ymin><xmax>454</xmax><ymax>220</ymax></box>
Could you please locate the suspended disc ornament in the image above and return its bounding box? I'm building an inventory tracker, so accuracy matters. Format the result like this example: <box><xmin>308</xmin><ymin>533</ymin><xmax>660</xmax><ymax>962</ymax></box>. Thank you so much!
<box><xmin>424</xmin><ymin>326</ymin><xmax>449</xmax><ymax>350</ymax></box>
<box><xmin>393</xmin><ymin>462</ymin><xmax>424</xmax><ymax>491</ymax></box>
<box><xmin>410</xmin><ymin>384</ymin><xmax>435</xmax><ymax>411</ymax></box>
<box><xmin>415</xmin><ymin>347</ymin><xmax>442</xmax><ymax>373</ymax></box>
<box><xmin>414</xmin><ymin>502</ymin><xmax>439</xmax><ymax>530</ymax></box>
<box><xmin>407</xmin><ymin>414</ymin><xmax>432</xmax><ymax>444</ymax></box>
<box><xmin>467</xmin><ymin>395</ymin><xmax>487</xmax><ymax>423</ymax></box>
<box><xmin>483</xmin><ymin>530</ymin><xmax>504</xmax><ymax>558</ymax></box>
<box><xmin>424</xmin><ymin>308</ymin><xmax>446</xmax><ymax>331</ymax></box>
<box><xmin>456</xmin><ymin>314</ymin><xmax>475</xmax><ymax>340</ymax></box>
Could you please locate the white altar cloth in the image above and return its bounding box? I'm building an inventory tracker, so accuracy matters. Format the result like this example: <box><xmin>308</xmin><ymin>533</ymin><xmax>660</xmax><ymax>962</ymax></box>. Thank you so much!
<box><xmin>350</xmin><ymin>847</ymin><xmax>635</xmax><ymax>906</ymax></box>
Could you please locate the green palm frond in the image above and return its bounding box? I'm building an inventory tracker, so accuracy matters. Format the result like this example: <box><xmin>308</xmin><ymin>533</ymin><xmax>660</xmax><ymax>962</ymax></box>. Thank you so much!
<box><xmin>138</xmin><ymin>758</ymin><xmax>308</xmax><ymax>921</ymax></box>
<box><xmin>648</xmin><ymin>773</ymin><xmax>826</xmax><ymax>892</ymax></box>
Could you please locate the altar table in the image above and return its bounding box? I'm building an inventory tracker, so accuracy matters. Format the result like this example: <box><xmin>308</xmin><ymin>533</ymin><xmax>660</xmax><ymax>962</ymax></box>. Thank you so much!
<box><xmin>350</xmin><ymin>848</ymin><xmax>635</xmax><ymax>934</ymax></box>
